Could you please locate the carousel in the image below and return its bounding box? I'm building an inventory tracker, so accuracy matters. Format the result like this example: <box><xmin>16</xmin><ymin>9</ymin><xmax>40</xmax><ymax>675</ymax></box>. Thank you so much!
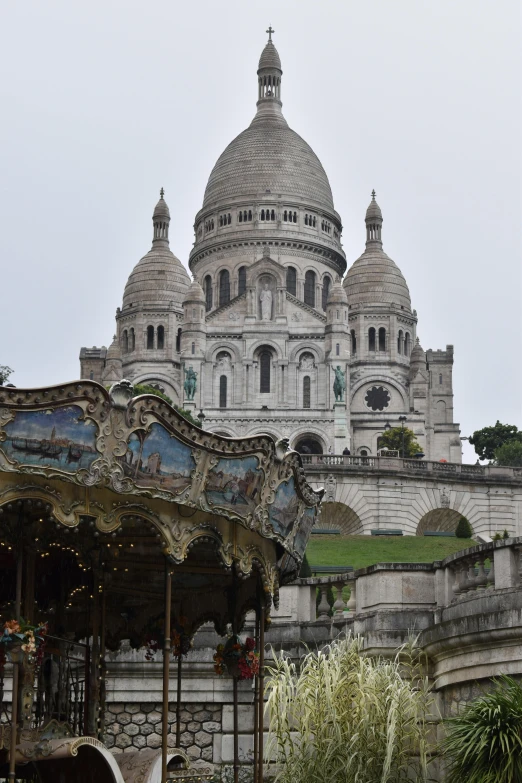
<box><xmin>0</xmin><ymin>380</ymin><xmax>322</xmax><ymax>783</ymax></box>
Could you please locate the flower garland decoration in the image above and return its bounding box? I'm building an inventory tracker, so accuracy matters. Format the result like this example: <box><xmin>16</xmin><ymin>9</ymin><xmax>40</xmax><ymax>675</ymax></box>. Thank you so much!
<box><xmin>144</xmin><ymin>617</ymin><xmax>193</xmax><ymax>661</ymax></box>
<box><xmin>0</xmin><ymin>619</ymin><xmax>48</xmax><ymax>665</ymax></box>
<box><xmin>214</xmin><ymin>635</ymin><xmax>260</xmax><ymax>680</ymax></box>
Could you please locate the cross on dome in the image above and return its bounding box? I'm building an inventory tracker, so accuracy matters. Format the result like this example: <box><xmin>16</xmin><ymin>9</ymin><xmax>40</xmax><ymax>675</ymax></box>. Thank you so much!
<box><xmin>266</xmin><ymin>25</ymin><xmax>275</xmax><ymax>42</ymax></box>
<box><xmin>160</xmin><ymin>187</ymin><xmax>165</xmax><ymax>199</ymax></box>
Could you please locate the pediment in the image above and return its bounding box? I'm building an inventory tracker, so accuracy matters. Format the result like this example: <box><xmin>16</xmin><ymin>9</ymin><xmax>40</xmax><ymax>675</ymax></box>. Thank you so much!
<box><xmin>247</xmin><ymin>255</ymin><xmax>286</xmax><ymax>285</ymax></box>
<box><xmin>286</xmin><ymin>292</ymin><xmax>327</xmax><ymax>323</ymax></box>
<box><xmin>206</xmin><ymin>292</ymin><xmax>246</xmax><ymax>323</ymax></box>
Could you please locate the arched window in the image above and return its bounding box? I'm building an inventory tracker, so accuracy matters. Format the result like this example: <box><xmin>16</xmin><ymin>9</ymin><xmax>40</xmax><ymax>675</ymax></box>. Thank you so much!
<box><xmin>248</xmin><ymin>210</ymin><xmax>252</xmax><ymax>221</ymax></box>
<box><xmin>238</xmin><ymin>212</ymin><xmax>243</xmax><ymax>223</ymax></box>
<box><xmin>286</xmin><ymin>266</ymin><xmax>297</xmax><ymax>296</ymax></box>
<box><xmin>129</xmin><ymin>328</ymin><xmax>135</xmax><ymax>351</ymax></box>
<box><xmin>404</xmin><ymin>333</ymin><xmax>411</xmax><ymax>355</ymax></box>
<box><xmin>351</xmin><ymin>330</ymin><xmax>357</xmax><ymax>354</ymax></box>
<box><xmin>261</xmin><ymin>209</ymin><xmax>265</xmax><ymax>221</ymax></box>
<box><xmin>378</xmin><ymin>327</ymin><xmax>386</xmax><ymax>351</ymax></box>
<box><xmin>157</xmin><ymin>325</ymin><xmax>165</xmax><ymax>350</ymax></box>
<box><xmin>439</xmin><ymin>374</ymin><xmax>443</xmax><ymax>385</ymax></box>
<box><xmin>336</xmin><ymin>343</ymin><xmax>340</xmax><ymax>356</ymax></box>
<box><xmin>191</xmin><ymin>342</ymin><xmax>195</xmax><ymax>355</ymax></box>
<box><xmin>89</xmin><ymin>370</ymin><xmax>94</xmax><ymax>380</ymax></box>
<box><xmin>304</xmin><ymin>270</ymin><xmax>316</xmax><ymax>307</ymax></box>
<box><xmin>147</xmin><ymin>325</ymin><xmax>154</xmax><ymax>350</ymax></box>
<box><xmin>122</xmin><ymin>330</ymin><xmax>128</xmax><ymax>353</ymax></box>
<box><xmin>204</xmin><ymin>275</ymin><xmax>212</xmax><ymax>311</ymax></box>
<box><xmin>305</xmin><ymin>214</ymin><xmax>308</xmax><ymax>226</ymax></box>
<box><xmin>271</xmin><ymin>209</ymin><xmax>275</xmax><ymax>221</ymax></box>
<box><xmin>369</xmin><ymin>327</ymin><xmax>376</xmax><ymax>352</ymax></box>
<box><xmin>397</xmin><ymin>330</ymin><xmax>403</xmax><ymax>354</ymax></box>
<box><xmin>219</xmin><ymin>375</ymin><xmax>227</xmax><ymax>408</ymax></box>
<box><xmin>283</xmin><ymin>210</ymin><xmax>288</xmax><ymax>221</ymax></box>
<box><xmin>303</xmin><ymin>376</ymin><xmax>311</xmax><ymax>408</ymax></box>
<box><xmin>219</xmin><ymin>269</ymin><xmax>230</xmax><ymax>306</ymax></box>
<box><xmin>322</xmin><ymin>276</ymin><xmax>331</xmax><ymax>310</ymax></box>
<box><xmin>238</xmin><ymin>266</ymin><xmax>246</xmax><ymax>296</ymax></box>
<box><xmin>175</xmin><ymin>328</ymin><xmax>181</xmax><ymax>353</ymax></box>
<box><xmin>259</xmin><ymin>350</ymin><xmax>271</xmax><ymax>393</ymax></box>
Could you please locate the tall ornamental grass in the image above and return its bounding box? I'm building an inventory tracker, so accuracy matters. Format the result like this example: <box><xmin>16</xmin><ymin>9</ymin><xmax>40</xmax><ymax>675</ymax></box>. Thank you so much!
<box><xmin>442</xmin><ymin>675</ymin><xmax>522</xmax><ymax>783</ymax></box>
<box><xmin>266</xmin><ymin>635</ymin><xmax>434</xmax><ymax>783</ymax></box>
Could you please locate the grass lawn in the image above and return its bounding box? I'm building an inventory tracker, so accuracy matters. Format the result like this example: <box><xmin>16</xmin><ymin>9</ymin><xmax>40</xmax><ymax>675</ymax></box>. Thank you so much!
<box><xmin>306</xmin><ymin>535</ymin><xmax>477</xmax><ymax>572</ymax></box>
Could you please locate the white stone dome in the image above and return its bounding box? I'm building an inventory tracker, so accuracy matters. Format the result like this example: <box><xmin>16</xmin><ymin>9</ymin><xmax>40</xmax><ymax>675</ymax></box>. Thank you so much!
<box><xmin>202</xmin><ymin>115</ymin><xmax>334</xmax><ymax>213</ymax></box>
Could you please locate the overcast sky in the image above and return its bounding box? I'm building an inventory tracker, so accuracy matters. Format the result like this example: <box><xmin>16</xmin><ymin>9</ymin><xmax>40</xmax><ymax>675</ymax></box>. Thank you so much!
<box><xmin>0</xmin><ymin>0</ymin><xmax>520</xmax><ymax>462</ymax></box>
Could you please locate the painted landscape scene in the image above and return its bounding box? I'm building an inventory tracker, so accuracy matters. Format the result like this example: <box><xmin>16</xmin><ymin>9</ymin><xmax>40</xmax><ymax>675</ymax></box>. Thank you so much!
<box><xmin>294</xmin><ymin>506</ymin><xmax>316</xmax><ymax>557</ymax></box>
<box><xmin>121</xmin><ymin>422</ymin><xmax>195</xmax><ymax>493</ymax></box>
<box><xmin>206</xmin><ymin>455</ymin><xmax>262</xmax><ymax>514</ymax></box>
<box><xmin>269</xmin><ymin>477</ymin><xmax>300</xmax><ymax>538</ymax></box>
<box><xmin>1</xmin><ymin>406</ymin><xmax>98</xmax><ymax>471</ymax></box>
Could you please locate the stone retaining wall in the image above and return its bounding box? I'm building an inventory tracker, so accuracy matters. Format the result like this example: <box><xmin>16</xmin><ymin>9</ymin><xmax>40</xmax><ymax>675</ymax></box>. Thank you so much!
<box><xmin>104</xmin><ymin>701</ymin><xmax>222</xmax><ymax>761</ymax></box>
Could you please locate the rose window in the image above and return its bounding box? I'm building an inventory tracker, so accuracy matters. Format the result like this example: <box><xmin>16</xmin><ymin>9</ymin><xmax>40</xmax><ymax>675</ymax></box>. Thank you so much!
<box><xmin>365</xmin><ymin>386</ymin><xmax>391</xmax><ymax>411</ymax></box>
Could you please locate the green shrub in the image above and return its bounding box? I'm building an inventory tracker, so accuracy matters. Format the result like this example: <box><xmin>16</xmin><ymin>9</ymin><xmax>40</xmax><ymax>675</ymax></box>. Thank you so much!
<box><xmin>455</xmin><ymin>516</ymin><xmax>473</xmax><ymax>538</ymax></box>
<box><xmin>132</xmin><ymin>384</ymin><xmax>201</xmax><ymax>427</ymax></box>
<box><xmin>442</xmin><ymin>676</ymin><xmax>522</xmax><ymax>783</ymax></box>
<box><xmin>502</xmin><ymin>529</ymin><xmax>511</xmax><ymax>539</ymax></box>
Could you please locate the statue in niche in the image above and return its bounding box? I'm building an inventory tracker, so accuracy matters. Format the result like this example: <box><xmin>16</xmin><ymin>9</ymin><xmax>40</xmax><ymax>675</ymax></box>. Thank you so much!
<box><xmin>299</xmin><ymin>353</ymin><xmax>315</xmax><ymax>371</ymax></box>
<box><xmin>332</xmin><ymin>365</ymin><xmax>346</xmax><ymax>402</ymax></box>
<box><xmin>183</xmin><ymin>366</ymin><xmax>197</xmax><ymax>400</ymax></box>
<box><xmin>260</xmin><ymin>283</ymin><xmax>273</xmax><ymax>320</ymax></box>
<box><xmin>217</xmin><ymin>353</ymin><xmax>231</xmax><ymax>370</ymax></box>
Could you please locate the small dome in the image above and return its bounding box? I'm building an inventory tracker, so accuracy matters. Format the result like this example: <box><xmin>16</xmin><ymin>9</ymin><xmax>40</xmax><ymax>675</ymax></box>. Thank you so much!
<box><xmin>410</xmin><ymin>338</ymin><xmax>426</xmax><ymax>365</ymax></box>
<box><xmin>122</xmin><ymin>248</ymin><xmax>190</xmax><ymax>310</ymax></box>
<box><xmin>153</xmin><ymin>189</ymin><xmax>170</xmax><ymax>218</ymax></box>
<box><xmin>366</xmin><ymin>190</ymin><xmax>382</xmax><ymax>221</ymax></box>
<box><xmin>344</xmin><ymin>247</ymin><xmax>411</xmax><ymax>310</ymax></box>
<box><xmin>258</xmin><ymin>41</ymin><xmax>282</xmax><ymax>71</ymax></box>
<box><xmin>327</xmin><ymin>279</ymin><xmax>348</xmax><ymax>306</ymax></box>
<box><xmin>183</xmin><ymin>279</ymin><xmax>206</xmax><ymax>305</ymax></box>
<box><xmin>106</xmin><ymin>335</ymin><xmax>122</xmax><ymax>361</ymax></box>
<box><xmin>122</xmin><ymin>193</ymin><xmax>190</xmax><ymax>311</ymax></box>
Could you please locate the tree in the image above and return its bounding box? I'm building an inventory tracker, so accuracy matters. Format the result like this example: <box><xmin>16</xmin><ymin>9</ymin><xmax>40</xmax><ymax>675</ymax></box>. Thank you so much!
<box><xmin>494</xmin><ymin>440</ymin><xmax>522</xmax><ymax>467</ymax></box>
<box><xmin>379</xmin><ymin>425</ymin><xmax>423</xmax><ymax>457</ymax></box>
<box><xmin>132</xmin><ymin>384</ymin><xmax>201</xmax><ymax>428</ymax></box>
<box><xmin>455</xmin><ymin>516</ymin><xmax>473</xmax><ymax>538</ymax></box>
<box><xmin>442</xmin><ymin>676</ymin><xmax>522</xmax><ymax>783</ymax></box>
<box><xmin>0</xmin><ymin>365</ymin><xmax>13</xmax><ymax>386</ymax></box>
<box><xmin>469</xmin><ymin>421</ymin><xmax>522</xmax><ymax>461</ymax></box>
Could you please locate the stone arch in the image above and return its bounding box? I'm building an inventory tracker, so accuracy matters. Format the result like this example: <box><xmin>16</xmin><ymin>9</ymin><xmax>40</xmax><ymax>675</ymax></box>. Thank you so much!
<box><xmin>416</xmin><ymin>508</ymin><xmax>469</xmax><ymax>536</ymax></box>
<box><xmin>288</xmin><ymin>342</ymin><xmax>325</xmax><ymax>364</ymax></box>
<box><xmin>132</xmin><ymin>374</ymin><xmax>180</xmax><ymax>405</ymax></box>
<box><xmin>206</xmin><ymin>341</ymin><xmax>242</xmax><ymax>363</ymax></box>
<box><xmin>317</xmin><ymin>502</ymin><xmax>364</xmax><ymax>535</ymax></box>
<box><xmin>249</xmin><ymin>338</ymin><xmax>284</xmax><ymax>361</ymax></box>
<box><xmin>208</xmin><ymin>427</ymin><xmax>235</xmax><ymax>438</ymax></box>
<box><xmin>350</xmin><ymin>376</ymin><xmax>408</xmax><ymax>409</ymax></box>
<box><xmin>293</xmin><ymin>432</ymin><xmax>326</xmax><ymax>455</ymax></box>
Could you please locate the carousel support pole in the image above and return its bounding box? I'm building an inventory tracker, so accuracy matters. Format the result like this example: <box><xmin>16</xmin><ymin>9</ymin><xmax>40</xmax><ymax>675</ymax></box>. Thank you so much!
<box><xmin>257</xmin><ymin>601</ymin><xmax>266</xmax><ymax>783</ymax></box>
<box><xmin>233</xmin><ymin>675</ymin><xmax>239</xmax><ymax>783</ymax></box>
<box><xmin>175</xmin><ymin>649</ymin><xmax>182</xmax><ymax>748</ymax></box>
<box><xmin>161</xmin><ymin>562</ymin><xmax>172</xmax><ymax>783</ymax></box>
<box><xmin>253</xmin><ymin>610</ymin><xmax>260</xmax><ymax>783</ymax></box>
<box><xmin>89</xmin><ymin>566</ymin><xmax>101</xmax><ymax>737</ymax></box>
<box><xmin>99</xmin><ymin>569</ymin><xmax>107</xmax><ymax>740</ymax></box>
<box><xmin>8</xmin><ymin>549</ymin><xmax>23</xmax><ymax>781</ymax></box>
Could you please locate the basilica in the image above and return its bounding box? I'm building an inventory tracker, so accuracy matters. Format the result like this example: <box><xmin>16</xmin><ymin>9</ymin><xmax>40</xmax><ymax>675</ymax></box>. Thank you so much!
<box><xmin>80</xmin><ymin>32</ymin><xmax>462</xmax><ymax>462</ymax></box>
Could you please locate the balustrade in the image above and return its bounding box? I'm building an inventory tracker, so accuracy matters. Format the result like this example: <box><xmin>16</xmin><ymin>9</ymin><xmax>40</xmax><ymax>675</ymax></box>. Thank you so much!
<box><xmin>301</xmin><ymin>455</ymin><xmax>520</xmax><ymax>480</ymax></box>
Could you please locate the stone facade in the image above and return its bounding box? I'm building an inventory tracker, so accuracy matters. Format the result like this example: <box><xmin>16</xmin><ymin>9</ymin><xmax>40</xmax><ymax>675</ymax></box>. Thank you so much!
<box><xmin>79</xmin><ymin>33</ymin><xmax>461</xmax><ymax>463</ymax></box>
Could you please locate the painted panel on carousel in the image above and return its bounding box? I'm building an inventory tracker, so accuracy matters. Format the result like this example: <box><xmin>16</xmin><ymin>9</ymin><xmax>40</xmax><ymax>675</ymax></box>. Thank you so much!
<box><xmin>269</xmin><ymin>477</ymin><xmax>300</xmax><ymax>538</ymax></box>
<box><xmin>294</xmin><ymin>507</ymin><xmax>316</xmax><ymax>558</ymax></box>
<box><xmin>1</xmin><ymin>406</ymin><xmax>98</xmax><ymax>471</ymax></box>
<box><xmin>206</xmin><ymin>456</ymin><xmax>263</xmax><ymax>514</ymax></box>
<box><xmin>121</xmin><ymin>422</ymin><xmax>195</xmax><ymax>493</ymax></box>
